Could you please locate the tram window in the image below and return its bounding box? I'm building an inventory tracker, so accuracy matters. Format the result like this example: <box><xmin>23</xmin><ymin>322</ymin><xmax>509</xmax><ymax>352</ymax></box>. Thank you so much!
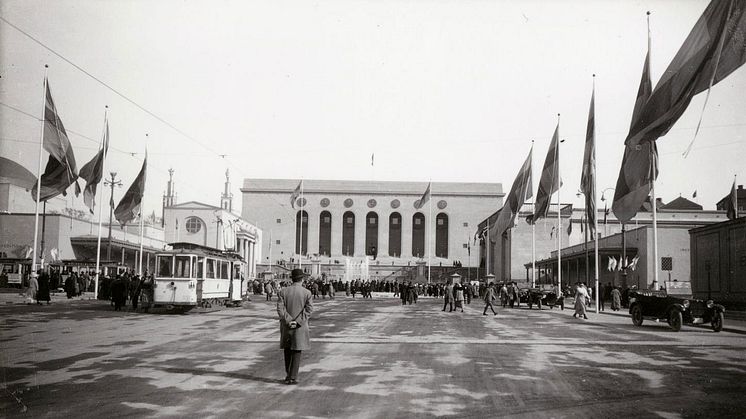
<box><xmin>220</xmin><ymin>261</ymin><xmax>229</xmax><ymax>279</ymax></box>
<box><xmin>194</xmin><ymin>257</ymin><xmax>204</xmax><ymax>278</ymax></box>
<box><xmin>158</xmin><ymin>256</ymin><xmax>173</xmax><ymax>277</ymax></box>
<box><xmin>206</xmin><ymin>259</ymin><xmax>216</xmax><ymax>279</ymax></box>
<box><xmin>174</xmin><ymin>256</ymin><xmax>191</xmax><ymax>278</ymax></box>
<box><xmin>233</xmin><ymin>264</ymin><xmax>241</xmax><ymax>280</ymax></box>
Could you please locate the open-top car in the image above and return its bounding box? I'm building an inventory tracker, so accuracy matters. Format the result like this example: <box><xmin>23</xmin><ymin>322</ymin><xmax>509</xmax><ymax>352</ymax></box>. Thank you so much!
<box><xmin>522</xmin><ymin>284</ymin><xmax>563</xmax><ymax>310</ymax></box>
<box><xmin>628</xmin><ymin>281</ymin><xmax>725</xmax><ymax>332</ymax></box>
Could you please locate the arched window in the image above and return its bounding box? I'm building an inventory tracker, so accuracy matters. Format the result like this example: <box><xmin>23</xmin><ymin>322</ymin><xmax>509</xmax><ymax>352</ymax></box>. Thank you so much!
<box><xmin>185</xmin><ymin>216</ymin><xmax>203</xmax><ymax>234</ymax></box>
<box><xmin>412</xmin><ymin>212</ymin><xmax>425</xmax><ymax>258</ymax></box>
<box><xmin>319</xmin><ymin>211</ymin><xmax>332</xmax><ymax>256</ymax></box>
<box><xmin>365</xmin><ymin>212</ymin><xmax>378</xmax><ymax>258</ymax></box>
<box><xmin>342</xmin><ymin>211</ymin><xmax>355</xmax><ymax>256</ymax></box>
<box><xmin>295</xmin><ymin>210</ymin><xmax>308</xmax><ymax>255</ymax></box>
<box><xmin>388</xmin><ymin>212</ymin><xmax>402</xmax><ymax>257</ymax></box>
<box><xmin>436</xmin><ymin>213</ymin><xmax>448</xmax><ymax>258</ymax></box>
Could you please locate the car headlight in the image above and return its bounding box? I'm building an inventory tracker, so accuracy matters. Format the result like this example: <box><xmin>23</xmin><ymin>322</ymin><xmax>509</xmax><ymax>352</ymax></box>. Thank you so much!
<box><xmin>706</xmin><ymin>300</ymin><xmax>714</xmax><ymax>308</ymax></box>
<box><xmin>629</xmin><ymin>297</ymin><xmax>636</xmax><ymax>304</ymax></box>
<box><xmin>682</xmin><ymin>300</ymin><xmax>690</xmax><ymax>309</ymax></box>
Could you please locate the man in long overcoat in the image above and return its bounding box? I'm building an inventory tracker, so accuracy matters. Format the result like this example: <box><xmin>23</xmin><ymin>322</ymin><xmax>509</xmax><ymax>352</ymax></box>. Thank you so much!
<box><xmin>277</xmin><ymin>268</ymin><xmax>313</xmax><ymax>385</ymax></box>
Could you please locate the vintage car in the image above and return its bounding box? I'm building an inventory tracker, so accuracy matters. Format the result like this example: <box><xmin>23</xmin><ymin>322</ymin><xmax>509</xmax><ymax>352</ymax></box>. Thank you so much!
<box><xmin>628</xmin><ymin>281</ymin><xmax>725</xmax><ymax>332</ymax></box>
<box><xmin>521</xmin><ymin>285</ymin><xmax>563</xmax><ymax>310</ymax></box>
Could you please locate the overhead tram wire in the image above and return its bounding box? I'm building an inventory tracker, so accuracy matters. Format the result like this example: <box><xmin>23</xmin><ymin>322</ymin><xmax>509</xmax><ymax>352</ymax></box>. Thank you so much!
<box><xmin>0</xmin><ymin>15</ymin><xmax>238</xmax><ymax>171</ymax></box>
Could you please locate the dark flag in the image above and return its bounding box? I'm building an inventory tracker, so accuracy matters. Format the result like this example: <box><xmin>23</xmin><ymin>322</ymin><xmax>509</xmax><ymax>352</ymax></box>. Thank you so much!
<box><xmin>31</xmin><ymin>80</ymin><xmax>81</xmax><ymax>201</ymax></box>
<box><xmin>693</xmin><ymin>190</ymin><xmax>698</xmax><ymax>199</ymax></box>
<box><xmin>615</xmin><ymin>1</ymin><xmax>746</xmax><ymax>222</ymax></box>
<box><xmin>415</xmin><ymin>182</ymin><xmax>431</xmax><ymax>210</ymax></box>
<box><xmin>613</xmin><ymin>20</ymin><xmax>656</xmax><ymax>224</ymax></box>
<box><xmin>727</xmin><ymin>179</ymin><xmax>738</xmax><ymax>220</ymax></box>
<box><xmin>603</xmin><ymin>203</ymin><xmax>609</xmax><ymax>225</ymax></box>
<box><xmin>495</xmin><ymin>146</ymin><xmax>533</xmax><ymax>237</ymax></box>
<box><xmin>79</xmin><ymin>119</ymin><xmax>109</xmax><ymax>214</ymax></box>
<box><xmin>114</xmin><ymin>153</ymin><xmax>147</xmax><ymax>226</ymax></box>
<box><xmin>580</xmin><ymin>85</ymin><xmax>597</xmax><ymax>237</ymax></box>
<box><xmin>290</xmin><ymin>180</ymin><xmax>302</xmax><ymax>209</ymax></box>
<box><xmin>567</xmin><ymin>220</ymin><xmax>573</xmax><ymax>236</ymax></box>
<box><xmin>531</xmin><ymin>124</ymin><xmax>561</xmax><ymax>223</ymax></box>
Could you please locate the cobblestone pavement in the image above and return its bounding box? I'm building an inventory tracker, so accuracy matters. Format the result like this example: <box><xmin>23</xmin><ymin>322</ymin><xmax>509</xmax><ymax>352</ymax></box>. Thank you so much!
<box><xmin>2</xmin><ymin>295</ymin><xmax>746</xmax><ymax>418</ymax></box>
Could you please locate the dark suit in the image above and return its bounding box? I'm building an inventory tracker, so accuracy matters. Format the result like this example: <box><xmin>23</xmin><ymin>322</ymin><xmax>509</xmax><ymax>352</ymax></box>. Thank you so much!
<box><xmin>277</xmin><ymin>282</ymin><xmax>313</xmax><ymax>381</ymax></box>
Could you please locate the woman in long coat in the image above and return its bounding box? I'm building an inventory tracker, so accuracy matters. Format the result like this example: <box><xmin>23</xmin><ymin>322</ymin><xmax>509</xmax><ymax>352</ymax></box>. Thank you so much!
<box><xmin>26</xmin><ymin>274</ymin><xmax>39</xmax><ymax>304</ymax></box>
<box><xmin>453</xmin><ymin>282</ymin><xmax>465</xmax><ymax>312</ymax></box>
<box><xmin>37</xmin><ymin>271</ymin><xmax>51</xmax><ymax>304</ymax></box>
<box><xmin>573</xmin><ymin>283</ymin><xmax>589</xmax><ymax>319</ymax></box>
<box><xmin>610</xmin><ymin>287</ymin><xmax>622</xmax><ymax>311</ymax></box>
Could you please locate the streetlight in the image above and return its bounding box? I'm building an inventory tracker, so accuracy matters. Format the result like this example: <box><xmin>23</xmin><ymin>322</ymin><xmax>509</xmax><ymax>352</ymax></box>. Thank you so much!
<box><xmin>105</xmin><ymin>172</ymin><xmax>122</xmax><ymax>262</ymax></box>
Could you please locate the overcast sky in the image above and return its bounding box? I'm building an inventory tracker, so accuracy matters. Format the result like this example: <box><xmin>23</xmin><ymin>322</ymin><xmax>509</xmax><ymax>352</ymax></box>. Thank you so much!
<box><xmin>1</xmin><ymin>0</ymin><xmax>744</xmax><ymax>222</ymax></box>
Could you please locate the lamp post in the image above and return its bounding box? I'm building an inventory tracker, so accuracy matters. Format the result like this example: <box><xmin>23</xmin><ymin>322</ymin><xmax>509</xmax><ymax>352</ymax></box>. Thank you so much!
<box><xmin>104</xmin><ymin>172</ymin><xmax>122</xmax><ymax>262</ymax></box>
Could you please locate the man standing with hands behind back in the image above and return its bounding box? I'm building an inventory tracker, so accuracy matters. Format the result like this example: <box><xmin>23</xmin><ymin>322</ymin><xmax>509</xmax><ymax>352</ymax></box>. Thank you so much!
<box><xmin>277</xmin><ymin>268</ymin><xmax>313</xmax><ymax>385</ymax></box>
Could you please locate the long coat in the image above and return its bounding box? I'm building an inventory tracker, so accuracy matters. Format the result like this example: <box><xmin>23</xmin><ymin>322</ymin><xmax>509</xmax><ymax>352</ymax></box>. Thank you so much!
<box><xmin>277</xmin><ymin>282</ymin><xmax>313</xmax><ymax>350</ymax></box>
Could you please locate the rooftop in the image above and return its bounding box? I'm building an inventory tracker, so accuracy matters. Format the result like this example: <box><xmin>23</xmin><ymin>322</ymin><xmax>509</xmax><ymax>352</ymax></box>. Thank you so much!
<box><xmin>241</xmin><ymin>178</ymin><xmax>503</xmax><ymax>197</ymax></box>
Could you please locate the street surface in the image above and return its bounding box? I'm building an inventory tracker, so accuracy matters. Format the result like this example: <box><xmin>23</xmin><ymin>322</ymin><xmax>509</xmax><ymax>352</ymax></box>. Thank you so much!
<box><xmin>2</xmin><ymin>294</ymin><xmax>746</xmax><ymax>418</ymax></box>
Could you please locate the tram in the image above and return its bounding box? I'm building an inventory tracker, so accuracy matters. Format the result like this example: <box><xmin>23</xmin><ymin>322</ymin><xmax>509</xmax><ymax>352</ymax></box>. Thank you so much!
<box><xmin>153</xmin><ymin>242</ymin><xmax>244</xmax><ymax>310</ymax></box>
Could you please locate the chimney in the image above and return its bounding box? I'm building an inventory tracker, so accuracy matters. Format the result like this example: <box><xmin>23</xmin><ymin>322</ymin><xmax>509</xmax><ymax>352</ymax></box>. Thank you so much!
<box><xmin>739</xmin><ymin>184</ymin><xmax>744</xmax><ymax>190</ymax></box>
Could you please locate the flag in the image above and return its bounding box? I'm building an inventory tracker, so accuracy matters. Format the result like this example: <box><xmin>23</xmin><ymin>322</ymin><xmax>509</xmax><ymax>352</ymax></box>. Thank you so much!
<box><xmin>615</xmin><ymin>1</ymin><xmax>746</xmax><ymax>222</ymax></box>
<box><xmin>175</xmin><ymin>218</ymin><xmax>179</xmax><ymax>230</ymax></box>
<box><xmin>693</xmin><ymin>190</ymin><xmax>697</xmax><ymax>199</ymax></box>
<box><xmin>626</xmin><ymin>1</ymin><xmax>746</xmax><ymax>149</ymax></box>
<box><xmin>114</xmin><ymin>152</ymin><xmax>147</xmax><ymax>226</ymax></box>
<box><xmin>532</xmin><ymin>123</ymin><xmax>561</xmax><ymax>223</ymax></box>
<box><xmin>550</xmin><ymin>226</ymin><xmax>555</xmax><ymax>239</ymax></box>
<box><xmin>567</xmin><ymin>220</ymin><xmax>572</xmax><ymax>236</ymax></box>
<box><xmin>580</xmin><ymin>216</ymin><xmax>585</xmax><ymax>234</ymax></box>
<box><xmin>629</xmin><ymin>255</ymin><xmax>640</xmax><ymax>271</ymax></box>
<box><xmin>612</xmin><ymin>25</ymin><xmax>656</xmax><ymax>224</ymax></box>
<box><xmin>603</xmin><ymin>203</ymin><xmax>609</xmax><ymax>225</ymax></box>
<box><xmin>495</xmin><ymin>146</ymin><xmax>533</xmax><ymax>237</ymax></box>
<box><xmin>371</xmin><ymin>153</ymin><xmax>374</xmax><ymax>167</ymax></box>
<box><xmin>415</xmin><ymin>182</ymin><xmax>431</xmax><ymax>210</ymax></box>
<box><xmin>616</xmin><ymin>257</ymin><xmax>622</xmax><ymax>272</ymax></box>
<box><xmin>727</xmin><ymin>178</ymin><xmax>738</xmax><ymax>220</ymax></box>
<box><xmin>580</xmin><ymin>86</ymin><xmax>597</xmax><ymax>238</ymax></box>
<box><xmin>31</xmin><ymin>79</ymin><xmax>81</xmax><ymax>202</ymax></box>
<box><xmin>607</xmin><ymin>256</ymin><xmax>616</xmax><ymax>272</ymax></box>
<box><xmin>290</xmin><ymin>180</ymin><xmax>302</xmax><ymax>209</ymax></box>
<box><xmin>79</xmin><ymin>118</ymin><xmax>109</xmax><ymax>214</ymax></box>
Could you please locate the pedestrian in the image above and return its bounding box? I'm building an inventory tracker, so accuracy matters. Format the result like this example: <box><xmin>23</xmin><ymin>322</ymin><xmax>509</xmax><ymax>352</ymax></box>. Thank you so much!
<box><xmin>573</xmin><ymin>282</ymin><xmax>589</xmax><ymax>319</ymax></box>
<box><xmin>37</xmin><ymin>270</ymin><xmax>51</xmax><ymax>305</ymax></box>
<box><xmin>453</xmin><ymin>282</ymin><xmax>464</xmax><ymax>313</ymax></box>
<box><xmin>111</xmin><ymin>276</ymin><xmax>127</xmax><ymax>311</ymax></box>
<box><xmin>482</xmin><ymin>283</ymin><xmax>497</xmax><ymax>316</ymax></box>
<box><xmin>499</xmin><ymin>283</ymin><xmax>508</xmax><ymax>308</ymax></box>
<box><xmin>277</xmin><ymin>268</ymin><xmax>313</xmax><ymax>385</ymax></box>
<box><xmin>610</xmin><ymin>286</ymin><xmax>622</xmax><ymax>311</ymax></box>
<box><xmin>442</xmin><ymin>280</ymin><xmax>454</xmax><ymax>312</ymax></box>
<box><xmin>265</xmin><ymin>281</ymin><xmax>273</xmax><ymax>301</ymax></box>
<box><xmin>65</xmin><ymin>274</ymin><xmax>76</xmax><ymax>299</ymax></box>
<box><xmin>26</xmin><ymin>272</ymin><xmax>39</xmax><ymax>305</ymax></box>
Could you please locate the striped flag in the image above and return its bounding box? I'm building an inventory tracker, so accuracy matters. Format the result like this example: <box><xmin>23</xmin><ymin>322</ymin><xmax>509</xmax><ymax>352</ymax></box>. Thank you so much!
<box><xmin>495</xmin><ymin>145</ymin><xmax>533</xmax><ymax>237</ymax></box>
<box><xmin>415</xmin><ymin>182</ymin><xmax>431</xmax><ymax>210</ymax></box>
<box><xmin>290</xmin><ymin>180</ymin><xmax>302</xmax><ymax>209</ymax></box>
<box><xmin>531</xmin><ymin>124</ymin><xmax>561</xmax><ymax>223</ymax></box>
<box><xmin>580</xmin><ymin>85</ymin><xmax>597</xmax><ymax>237</ymax></box>
<box><xmin>31</xmin><ymin>79</ymin><xmax>81</xmax><ymax>201</ymax></box>
<box><xmin>612</xmin><ymin>21</ymin><xmax>656</xmax><ymax>224</ymax></box>
<box><xmin>79</xmin><ymin>118</ymin><xmax>109</xmax><ymax>214</ymax></box>
<box><xmin>114</xmin><ymin>152</ymin><xmax>147</xmax><ymax>226</ymax></box>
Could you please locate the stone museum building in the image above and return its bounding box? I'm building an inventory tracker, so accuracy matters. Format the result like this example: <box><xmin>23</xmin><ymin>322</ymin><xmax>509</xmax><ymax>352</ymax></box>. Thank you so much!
<box><xmin>241</xmin><ymin>179</ymin><xmax>503</xmax><ymax>278</ymax></box>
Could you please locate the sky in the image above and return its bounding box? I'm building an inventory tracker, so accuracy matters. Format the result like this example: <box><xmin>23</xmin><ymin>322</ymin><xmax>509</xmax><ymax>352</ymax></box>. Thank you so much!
<box><xmin>1</xmin><ymin>0</ymin><xmax>744</xmax><ymax>222</ymax></box>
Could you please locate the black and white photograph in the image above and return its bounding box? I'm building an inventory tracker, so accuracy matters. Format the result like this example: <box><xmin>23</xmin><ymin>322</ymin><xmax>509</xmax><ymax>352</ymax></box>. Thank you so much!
<box><xmin>1</xmin><ymin>0</ymin><xmax>745</xmax><ymax>417</ymax></box>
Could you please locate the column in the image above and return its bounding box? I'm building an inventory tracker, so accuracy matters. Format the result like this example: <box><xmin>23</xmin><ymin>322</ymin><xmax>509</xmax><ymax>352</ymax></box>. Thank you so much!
<box><xmin>378</xmin><ymin>211</ymin><xmax>389</xmax><ymax>259</ymax></box>
<box><xmin>307</xmin><ymin>209</ymin><xmax>320</xmax><ymax>257</ymax></box>
<box><xmin>354</xmin><ymin>209</ymin><xmax>365</xmax><ymax>258</ymax></box>
<box><xmin>401</xmin><ymin>210</ymin><xmax>412</xmax><ymax>259</ymax></box>
<box><xmin>330</xmin><ymin>210</ymin><xmax>341</xmax><ymax>258</ymax></box>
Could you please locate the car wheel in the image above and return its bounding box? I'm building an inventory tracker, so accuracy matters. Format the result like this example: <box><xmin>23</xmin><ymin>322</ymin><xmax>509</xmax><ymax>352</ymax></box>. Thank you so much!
<box><xmin>669</xmin><ymin>310</ymin><xmax>682</xmax><ymax>332</ymax></box>
<box><xmin>631</xmin><ymin>305</ymin><xmax>643</xmax><ymax>326</ymax></box>
<box><xmin>711</xmin><ymin>312</ymin><xmax>724</xmax><ymax>332</ymax></box>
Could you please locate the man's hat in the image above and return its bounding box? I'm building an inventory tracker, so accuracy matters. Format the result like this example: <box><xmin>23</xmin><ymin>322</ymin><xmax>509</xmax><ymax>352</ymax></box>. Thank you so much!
<box><xmin>290</xmin><ymin>268</ymin><xmax>306</xmax><ymax>281</ymax></box>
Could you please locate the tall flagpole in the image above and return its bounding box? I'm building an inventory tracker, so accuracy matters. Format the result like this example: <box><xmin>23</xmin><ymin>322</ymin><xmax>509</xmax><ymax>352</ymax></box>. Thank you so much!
<box><xmin>31</xmin><ymin>66</ymin><xmax>49</xmax><ymax>277</ymax></box>
<box><xmin>592</xmin><ymin>76</ymin><xmax>600</xmax><ymax>314</ymax></box>
<box><xmin>428</xmin><ymin>180</ymin><xmax>432</xmax><ymax>284</ymax></box>
<box><xmin>94</xmin><ymin>106</ymin><xmax>108</xmax><ymax>299</ymax></box>
<box><xmin>138</xmin><ymin>138</ymin><xmax>147</xmax><ymax>277</ymax></box>
<box><xmin>736</xmin><ymin>175</ymin><xmax>739</xmax><ymax>219</ymax></box>
<box><xmin>556</xmin><ymin>114</ymin><xmax>562</xmax><ymax>295</ymax></box>
<box><xmin>298</xmin><ymin>179</ymin><xmax>303</xmax><ymax>269</ymax></box>
<box><xmin>531</xmin><ymin>140</ymin><xmax>536</xmax><ymax>288</ymax></box>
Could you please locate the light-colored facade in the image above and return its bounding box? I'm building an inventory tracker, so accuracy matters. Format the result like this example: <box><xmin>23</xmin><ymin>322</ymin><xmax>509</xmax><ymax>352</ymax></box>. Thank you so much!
<box><xmin>241</xmin><ymin>179</ymin><xmax>503</xmax><ymax>269</ymax></box>
<box><xmin>162</xmin><ymin>202</ymin><xmax>261</xmax><ymax>281</ymax></box>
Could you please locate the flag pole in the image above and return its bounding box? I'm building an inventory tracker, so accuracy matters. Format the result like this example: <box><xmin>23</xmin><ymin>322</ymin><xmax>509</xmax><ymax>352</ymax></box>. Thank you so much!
<box><xmin>736</xmin><ymin>175</ymin><xmax>739</xmax><ymax>219</ymax></box>
<box><xmin>531</xmin><ymin>140</ymin><xmax>536</xmax><ymax>288</ymax></box>
<box><xmin>298</xmin><ymin>179</ymin><xmax>303</xmax><ymax>270</ymax></box>
<box><xmin>592</xmin><ymin>76</ymin><xmax>600</xmax><ymax>314</ymax></box>
<box><xmin>138</xmin><ymin>140</ymin><xmax>147</xmax><ymax>277</ymax></box>
<box><xmin>31</xmin><ymin>66</ymin><xmax>49</xmax><ymax>277</ymax></box>
<box><xmin>94</xmin><ymin>106</ymin><xmax>108</xmax><ymax>299</ymax></box>
<box><xmin>428</xmin><ymin>180</ymin><xmax>432</xmax><ymax>284</ymax></box>
<box><xmin>556</xmin><ymin>114</ymin><xmax>562</xmax><ymax>295</ymax></box>
<box><xmin>651</xmin><ymin>152</ymin><xmax>659</xmax><ymax>290</ymax></box>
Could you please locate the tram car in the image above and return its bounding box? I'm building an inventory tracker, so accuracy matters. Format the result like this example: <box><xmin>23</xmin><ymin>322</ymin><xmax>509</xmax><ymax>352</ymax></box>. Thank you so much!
<box><xmin>153</xmin><ymin>242</ymin><xmax>245</xmax><ymax>311</ymax></box>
